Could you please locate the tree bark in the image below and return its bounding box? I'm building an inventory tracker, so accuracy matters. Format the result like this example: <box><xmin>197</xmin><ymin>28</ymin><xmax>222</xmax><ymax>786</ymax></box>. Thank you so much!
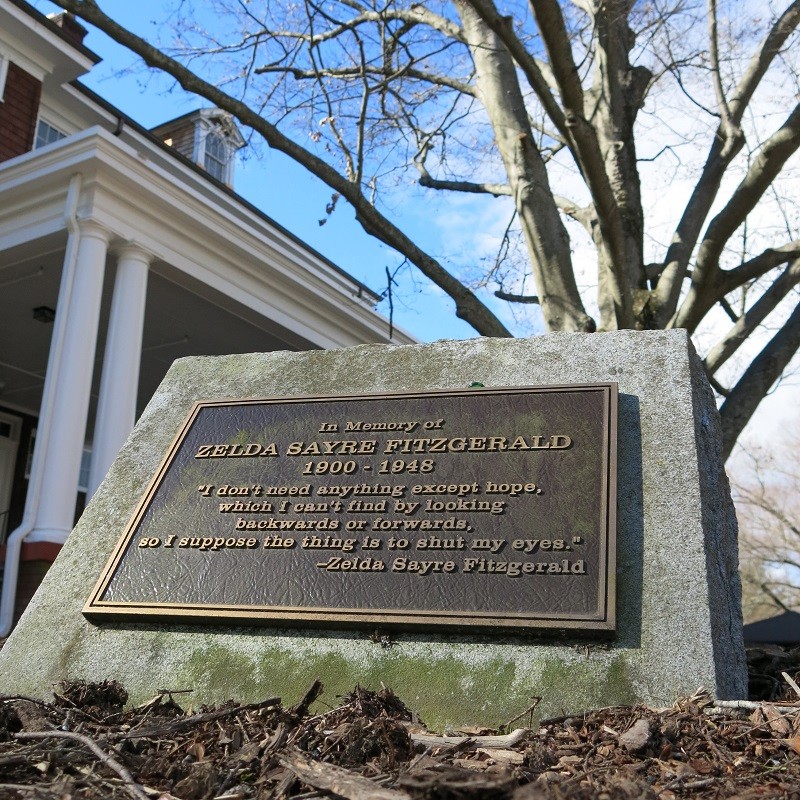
<box><xmin>673</xmin><ymin>104</ymin><xmax>800</xmax><ymax>333</ymax></box>
<box><xmin>455</xmin><ymin>0</ymin><xmax>595</xmax><ymax>332</ymax></box>
<box><xmin>655</xmin><ymin>1</ymin><xmax>800</xmax><ymax>327</ymax></box>
<box><xmin>719</xmin><ymin>301</ymin><xmax>800</xmax><ymax>460</ymax></box>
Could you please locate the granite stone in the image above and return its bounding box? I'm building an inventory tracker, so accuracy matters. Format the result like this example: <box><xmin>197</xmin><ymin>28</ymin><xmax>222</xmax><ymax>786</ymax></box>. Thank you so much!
<box><xmin>0</xmin><ymin>331</ymin><xmax>746</xmax><ymax>729</ymax></box>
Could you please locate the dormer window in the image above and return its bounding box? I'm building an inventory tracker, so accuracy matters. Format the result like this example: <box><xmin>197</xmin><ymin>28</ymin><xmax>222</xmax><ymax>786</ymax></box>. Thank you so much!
<box><xmin>151</xmin><ymin>108</ymin><xmax>246</xmax><ymax>187</ymax></box>
<box><xmin>203</xmin><ymin>130</ymin><xmax>228</xmax><ymax>182</ymax></box>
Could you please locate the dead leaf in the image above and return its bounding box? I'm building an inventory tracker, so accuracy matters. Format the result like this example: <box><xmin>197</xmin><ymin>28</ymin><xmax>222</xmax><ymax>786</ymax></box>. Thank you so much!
<box><xmin>185</xmin><ymin>741</ymin><xmax>205</xmax><ymax>760</ymax></box>
<box><xmin>765</xmin><ymin>706</ymin><xmax>792</xmax><ymax>737</ymax></box>
<box><xmin>784</xmin><ymin>736</ymin><xmax>800</xmax><ymax>755</ymax></box>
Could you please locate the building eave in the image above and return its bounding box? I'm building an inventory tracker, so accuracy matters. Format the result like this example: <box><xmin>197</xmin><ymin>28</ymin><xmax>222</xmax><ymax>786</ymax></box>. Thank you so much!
<box><xmin>2</xmin><ymin>0</ymin><xmax>99</xmax><ymax>86</ymax></box>
<box><xmin>0</xmin><ymin>130</ymin><xmax>416</xmax><ymax>348</ymax></box>
<box><xmin>69</xmin><ymin>81</ymin><xmax>385</xmax><ymax>307</ymax></box>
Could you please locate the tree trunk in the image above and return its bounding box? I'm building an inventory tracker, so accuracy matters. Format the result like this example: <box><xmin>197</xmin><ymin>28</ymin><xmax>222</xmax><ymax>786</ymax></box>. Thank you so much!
<box><xmin>589</xmin><ymin>1</ymin><xmax>649</xmax><ymax>297</ymax></box>
<box><xmin>456</xmin><ymin>1</ymin><xmax>594</xmax><ymax>332</ymax></box>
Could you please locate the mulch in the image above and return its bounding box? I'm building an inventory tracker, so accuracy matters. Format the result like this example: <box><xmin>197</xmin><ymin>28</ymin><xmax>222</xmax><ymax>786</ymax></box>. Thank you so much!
<box><xmin>0</xmin><ymin>644</ymin><xmax>798</xmax><ymax>799</ymax></box>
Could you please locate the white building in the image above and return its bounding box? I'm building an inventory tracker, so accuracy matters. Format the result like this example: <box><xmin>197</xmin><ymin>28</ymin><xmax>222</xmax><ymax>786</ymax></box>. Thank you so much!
<box><xmin>0</xmin><ymin>0</ymin><xmax>414</xmax><ymax>633</ymax></box>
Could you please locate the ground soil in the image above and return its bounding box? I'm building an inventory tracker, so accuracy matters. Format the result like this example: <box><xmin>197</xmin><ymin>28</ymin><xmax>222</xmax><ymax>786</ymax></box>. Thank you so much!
<box><xmin>0</xmin><ymin>643</ymin><xmax>798</xmax><ymax>799</ymax></box>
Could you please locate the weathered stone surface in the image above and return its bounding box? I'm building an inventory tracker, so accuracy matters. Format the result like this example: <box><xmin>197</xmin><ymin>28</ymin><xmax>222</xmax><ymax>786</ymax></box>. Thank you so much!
<box><xmin>0</xmin><ymin>331</ymin><xmax>746</xmax><ymax>729</ymax></box>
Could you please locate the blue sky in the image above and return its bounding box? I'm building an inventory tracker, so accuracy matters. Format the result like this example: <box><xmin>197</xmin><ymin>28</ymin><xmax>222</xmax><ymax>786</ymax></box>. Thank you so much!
<box><xmin>33</xmin><ymin>0</ymin><xmax>500</xmax><ymax>343</ymax></box>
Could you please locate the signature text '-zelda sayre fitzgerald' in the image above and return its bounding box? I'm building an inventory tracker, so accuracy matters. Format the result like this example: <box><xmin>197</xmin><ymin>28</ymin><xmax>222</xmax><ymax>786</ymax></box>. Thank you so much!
<box><xmin>127</xmin><ymin>412</ymin><xmax>593</xmax><ymax>582</ymax></box>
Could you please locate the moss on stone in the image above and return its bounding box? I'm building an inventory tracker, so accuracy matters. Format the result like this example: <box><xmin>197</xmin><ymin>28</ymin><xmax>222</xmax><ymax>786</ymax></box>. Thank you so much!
<box><xmin>178</xmin><ymin>642</ymin><xmax>534</xmax><ymax>730</ymax></box>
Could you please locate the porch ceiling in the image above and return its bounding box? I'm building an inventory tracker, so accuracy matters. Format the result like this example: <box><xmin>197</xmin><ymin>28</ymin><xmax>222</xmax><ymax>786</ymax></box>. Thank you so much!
<box><xmin>0</xmin><ymin>235</ymin><xmax>316</xmax><ymax>440</ymax></box>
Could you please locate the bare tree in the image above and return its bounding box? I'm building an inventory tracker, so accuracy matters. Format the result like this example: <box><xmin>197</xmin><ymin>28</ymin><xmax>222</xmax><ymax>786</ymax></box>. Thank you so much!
<box><xmin>52</xmin><ymin>0</ymin><xmax>800</xmax><ymax>458</ymax></box>
<box><xmin>731</xmin><ymin>422</ymin><xmax>800</xmax><ymax>621</ymax></box>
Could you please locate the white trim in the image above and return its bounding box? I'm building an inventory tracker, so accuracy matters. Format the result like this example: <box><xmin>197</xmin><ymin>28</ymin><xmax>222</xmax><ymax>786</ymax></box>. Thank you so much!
<box><xmin>0</xmin><ymin>1</ymin><xmax>95</xmax><ymax>84</ymax></box>
<box><xmin>0</xmin><ymin>129</ymin><xmax>415</xmax><ymax>347</ymax></box>
<box><xmin>87</xmin><ymin>243</ymin><xmax>150</xmax><ymax>498</ymax></box>
<box><xmin>25</xmin><ymin>219</ymin><xmax>110</xmax><ymax>544</ymax></box>
<box><xmin>0</xmin><ymin>53</ymin><xmax>8</xmax><ymax>102</ymax></box>
<box><xmin>0</xmin><ymin>173</ymin><xmax>84</xmax><ymax>638</ymax></box>
<box><xmin>0</xmin><ymin>37</ymin><xmax>47</xmax><ymax>83</ymax></box>
<box><xmin>0</xmin><ymin>410</ymin><xmax>21</xmax><ymax>443</ymax></box>
<box><xmin>35</xmin><ymin>95</ymin><xmax>83</xmax><ymax>139</ymax></box>
<box><xmin>196</xmin><ymin>117</ymin><xmax>237</xmax><ymax>185</ymax></box>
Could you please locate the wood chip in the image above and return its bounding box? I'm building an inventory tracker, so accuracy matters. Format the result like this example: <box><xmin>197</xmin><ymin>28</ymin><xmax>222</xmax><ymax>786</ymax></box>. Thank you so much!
<box><xmin>476</xmin><ymin>747</ymin><xmax>525</xmax><ymax>764</ymax></box>
<box><xmin>280</xmin><ymin>749</ymin><xmax>410</xmax><ymax>800</ymax></box>
<box><xmin>619</xmin><ymin>718</ymin><xmax>652</xmax><ymax>752</ymax></box>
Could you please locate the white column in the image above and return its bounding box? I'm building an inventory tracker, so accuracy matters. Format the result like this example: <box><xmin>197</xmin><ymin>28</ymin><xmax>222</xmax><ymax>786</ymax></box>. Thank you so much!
<box><xmin>87</xmin><ymin>244</ymin><xmax>150</xmax><ymax>498</ymax></box>
<box><xmin>27</xmin><ymin>221</ymin><xmax>109</xmax><ymax>544</ymax></box>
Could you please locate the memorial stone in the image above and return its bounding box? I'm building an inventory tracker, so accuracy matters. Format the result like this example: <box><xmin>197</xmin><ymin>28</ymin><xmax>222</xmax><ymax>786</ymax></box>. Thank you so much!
<box><xmin>0</xmin><ymin>331</ymin><xmax>746</xmax><ymax>728</ymax></box>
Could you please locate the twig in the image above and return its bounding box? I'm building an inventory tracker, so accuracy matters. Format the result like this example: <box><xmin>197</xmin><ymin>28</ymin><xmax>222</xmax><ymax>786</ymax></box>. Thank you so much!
<box><xmin>0</xmin><ymin>695</ymin><xmax>53</xmax><ymax>707</ymax></box>
<box><xmin>712</xmin><ymin>699</ymin><xmax>800</xmax><ymax>712</ymax></box>
<box><xmin>782</xmin><ymin>671</ymin><xmax>800</xmax><ymax>699</ymax></box>
<box><xmin>661</xmin><ymin>775</ymin><xmax>716</xmax><ymax>792</ymax></box>
<box><xmin>501</xmin><ymin>697</ymin><xmax>541</xmax><ymax>731</ymax></box>
<box><xmin>539</xmin><ymin>706</ymin><xmax>635</xmax><ymax>726</ymax></box>
<box><xmin>121</xmin><ymin>696</ymin><xmax>280</xmax><ymax>739</ymax></box>
<box><xmin>0</xmin><ymin>755</ymin><xmax>33</xmax><ymax>768</ymax></box>
<box><xmin>14</xmin><ymin>730</ymin><xmax>149</xmax><ymax>800</ymax></box>
<box><xmin>495</xmin><ymin>289</ymin><xmax>540</xmax><ymax>304</ymax></box>
<box><xmin>291</xmin><ymin>679</ymin><xmax>323</xmax><ymax>718</ymax></box>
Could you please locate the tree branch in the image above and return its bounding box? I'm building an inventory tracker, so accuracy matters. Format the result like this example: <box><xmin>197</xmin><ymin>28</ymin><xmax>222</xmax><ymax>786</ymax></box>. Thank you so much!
<box><xmin>495</xmin><ymin>290</ymin><xmax>540</xmax><ymax>303</ymax></box>
<box><xmin>655</xmin><ymin>1</ymin><xmax>800</xmax><ymax>325</ymax></box>
<box><xmin>554</xmin><ymin>195</ymin><xmax>595</xmax><ymax>233</ymax></box>
<box><xmin>718</xmin><ymin>296</ymin><xmax>739</xmax><ymax>324</ymax></box>
<box><xmin>53</xmin><ymin>0</ymin><xmax>511</xmax><ymax>337</ymax></box>
<box><xmin>723</xmin><ymin>242</ymin><xmax>800</xmax><ymax>292</ymax></box>
<box><xmin>486</xmin><ymin>0</ymin><xmax>635</xmax><ymax>326</ymax></box>
<box><xmin>417</xmin><ymin>174</ymin><xmax>511</xmax><ymax>196</ymax></box>
<box><xmin>707</xmin><ymin>0</ymin><xmax>739</xmax><ymax>142</ymax></box>
<box><xmin>262</xmin><ymin>4</ymin><xmax>465</xmax><ymax>45</ymax></box>
<box><xmin>455</xmin><ymin>0</ymin><xmax>596</xmax><ymax>331</ymax></box>
<box><xmin>705</xmin><ymin>259</ymin><xmax>800</xmax><ymax>375</ymax></box>
<box><xmin>254</xmin><ymin>64</ymin><xmax>477</xmax><ymax>96</ymax></box>
<box><xmin>681</xmin><ymin>103</ymin><xmax>800</xmax><ymax>330</ymax></box>
<box><xmin>719</xmin><ymin>299</ymin><xmax>800</xmax><ymax>459</ymax></box>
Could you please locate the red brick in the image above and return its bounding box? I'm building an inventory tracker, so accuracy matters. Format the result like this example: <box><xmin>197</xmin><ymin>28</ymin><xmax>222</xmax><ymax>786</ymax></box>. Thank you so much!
<box><xmin>0</xmin><ymin>62</ymin><xmax>41</xmax><ymax>162</ymax></box>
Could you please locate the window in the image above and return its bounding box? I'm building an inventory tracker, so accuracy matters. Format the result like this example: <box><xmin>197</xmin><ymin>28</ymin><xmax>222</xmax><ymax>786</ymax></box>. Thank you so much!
<box><xmin>204</xmin><ymin>131</ymin><xmax>227</xmax><ymax>182</ymax></box>
<box><xmin>77</xmin><ymin>448</ymin><xmax>92</xmax><ymax>494</ymax></box>
<box><xmin>35</xmin><ymin>119</ymin><xmax>67</xmax><ymax>149</ymax></box>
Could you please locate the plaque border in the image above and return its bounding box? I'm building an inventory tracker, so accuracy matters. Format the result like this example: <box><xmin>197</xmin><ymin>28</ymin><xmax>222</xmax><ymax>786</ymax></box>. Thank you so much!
<box><xmin>83</xmin><ymin>383</ymin><xmax>617</xmax><ymax>635</ymax></box>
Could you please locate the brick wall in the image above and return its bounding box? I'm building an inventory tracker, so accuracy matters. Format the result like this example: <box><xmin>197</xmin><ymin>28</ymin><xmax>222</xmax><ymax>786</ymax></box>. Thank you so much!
<box><xmin>0</xmin><ymin>542</ymin><xmax>62</xmax><ymax>626</ymax></box>
<box><xmin>0</xmin><ymin>62</ymin><xmax>41</xmax><ymax>163</ymax></box>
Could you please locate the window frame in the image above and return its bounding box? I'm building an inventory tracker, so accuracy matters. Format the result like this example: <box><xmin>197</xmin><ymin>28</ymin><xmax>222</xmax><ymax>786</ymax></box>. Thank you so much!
<box><xmin>203</xmin><ymin>129</ymin><xmax>229</xmax><ymax>183</ymax></box>
<box><xmin>34</xmin><ymin>118</ymin><xmax>68</xmax><ymax>149</ymax></box>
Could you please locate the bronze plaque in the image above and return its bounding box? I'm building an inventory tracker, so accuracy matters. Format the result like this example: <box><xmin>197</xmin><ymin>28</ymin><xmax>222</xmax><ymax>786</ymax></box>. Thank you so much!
<box><xmin>84</xmin><ymin>384</ymin><xmax>617</xmax><ymax>633</ymax></box>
